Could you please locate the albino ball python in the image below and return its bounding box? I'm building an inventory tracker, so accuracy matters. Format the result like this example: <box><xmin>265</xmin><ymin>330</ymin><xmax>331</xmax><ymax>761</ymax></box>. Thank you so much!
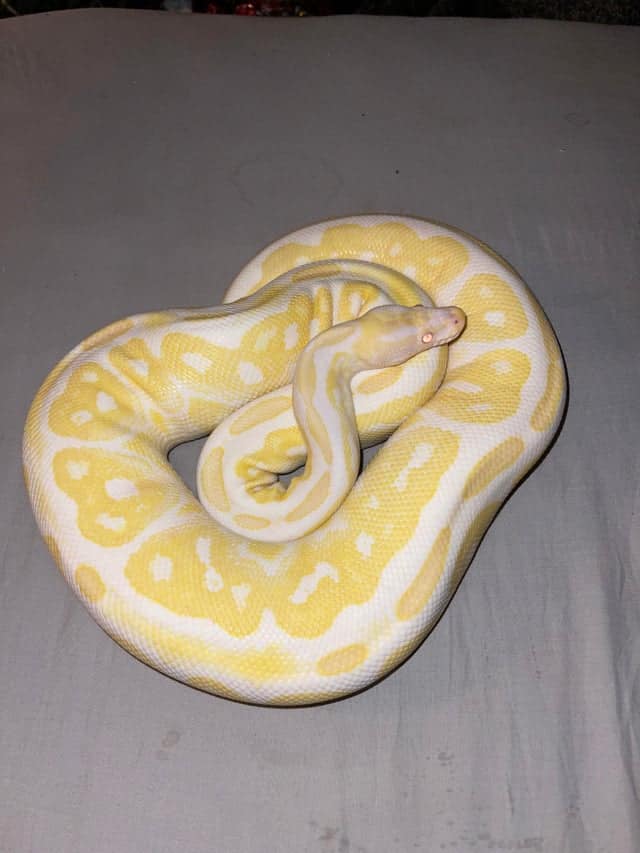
<box><xmin>22</xmin><ymin>215</ymin><xmax>566</xmax><ymax>706</ymax></box>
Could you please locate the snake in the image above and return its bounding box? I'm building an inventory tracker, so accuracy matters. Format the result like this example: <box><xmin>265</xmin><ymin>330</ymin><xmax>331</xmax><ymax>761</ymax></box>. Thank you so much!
<box><xmin>22</xmin><ymin>215</ymin><xmax>566</xmax><ymax>706</ymax></box>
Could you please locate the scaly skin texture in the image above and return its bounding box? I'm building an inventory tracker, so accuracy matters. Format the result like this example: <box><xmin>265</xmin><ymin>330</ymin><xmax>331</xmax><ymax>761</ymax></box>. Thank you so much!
<box><xmin>199</xmin><ymin>301</ymin><xmax>465</xmax><ymax>541</ymax></box>
<box><xmin>23</xmin><ymin>216</ymin><xmax>566</xmax><ymax>706</ymax></box>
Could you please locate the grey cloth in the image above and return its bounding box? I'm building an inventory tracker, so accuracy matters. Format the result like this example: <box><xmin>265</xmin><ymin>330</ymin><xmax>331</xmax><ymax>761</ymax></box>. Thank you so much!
<box><xmin>1</xmin><ymin>10</ymin><xmax>638</xmax><ymax>853</ymax></box>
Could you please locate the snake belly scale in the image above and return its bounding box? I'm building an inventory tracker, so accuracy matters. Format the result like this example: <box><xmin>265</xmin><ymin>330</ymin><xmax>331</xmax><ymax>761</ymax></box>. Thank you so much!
<box><xmin>22</xmin><ymin>215</ymin><xmax>566</xmax><ymax>705</ymax></box>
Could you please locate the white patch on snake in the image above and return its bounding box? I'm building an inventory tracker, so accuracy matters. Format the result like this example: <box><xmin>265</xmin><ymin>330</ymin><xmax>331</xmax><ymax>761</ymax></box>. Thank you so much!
<box><xmin>105</xmin><ymin>478</ymin><xmax>138</xmax><ymax>500</ymax></box>
<box><xmin>96</xmin><ymin>513</ymin><xmax>126</xmax><ymax>532</ymax></box>
<box><xmin>196</xmin><ymin>537</ymin><xmax>224</xmax><ymax>591</ymax></box>
<box><xmin>254</xmin><ymin>328</ymin><xmax>276</xmax><ymax>351</ymax></box>
<box><xmin>403</xmin><ymin>265</ymin><xmax>417</xmax><ymax>279</ymax></box>
<box><xmin>492</xmin><ymin>360</ymin><xmax>512</xmax><ymax>375</ymax></box>
<box><xmin>390</xmin><ymin>243</ymin><xmax>402</xmax><ymax>257</ymax></box>
<box><xmin>290</xmin><ymin>561</ymin><xmax>339</xmax><ymax>605</ymax></box>
<box><xmin>480</xmin><ymin>285</ymin><xmax>493</xmax><ymax>298</ymax></box>
<box><xmin>360</xmin><ymin>251</ymin><xmax>375</xmax><ymax>262</ymax></box>
<box><xmin>284</xmin><ymin>323</ymin><xmax>299</xmax><ymax>350</ymax></box>
<box><xmin>232</xmin><ymin>583</ymin><xmax>251</xmax><ymax>610</ymax></box>
<box><xmin>356</xmin><ymin>532</ymin><xmax>374</xmax><ymax>557</ymax></box>
<box><xmin>81</xmin><ymin>370</ymin><xmax>98</xmax><ymax>383</ymax></box>
<box><xmin>204</xmin><ymin>567</ymin><xmax>224</xmax><ymax>593</ymax></box>
<box><xmin>196</xmin><ymin>536</ymin><xmax>212</xmax><ymax>566</ymax></box>
<box><xmin>367</xmin><ymin>494</ymin><xmax>380</xmax><ymax>509</ymax></box>
<box><xmin>130</xmin><ymin>359</ymin><xmax>149</xmax><ymax>377</ymax></box>
<box><xmin>394</xmin><ymin>442</ymin><xmax>434</xmax><ymax>492</ymax></box>
<box><xmin>181</xmin><ymin>352</ymin><xmax>212</xmax><ymax>374</ymax></box>
<box><xmin>67</xmin><ymin>460</ymin><xmax>89</xmax><ymax>480</ymax></box>
<box><xmin>238</xmin><ymin>361</ymin><xmax>263</xmax><ymax>385</ymax></box>
<box><xmin>309</xmin><ymin>318</ymin><xmax>321</xmax><ymax>339</ymax></box>
<box><xmin>150</xmin><ymin>554</ymin><xmax>173</xmax><ymax>581</ymax></box>
<box><xmin>484</xmin><ymin>310</ymin><xmax>506</xmax><ymax>327</ymax></box>
<box><xmin>71</xmin><ymin>410</ymin><xmax>93</xmax><ymax>425</ymax></box>
<box><xmin>470</xmin><ymin>402</ymin><xmax>492</xmax><ymax>413</ymax></box>
<box><xmin>96</xmin><ymin>392</ymin><xmax>117</xmax><ymax>413</ymax></box>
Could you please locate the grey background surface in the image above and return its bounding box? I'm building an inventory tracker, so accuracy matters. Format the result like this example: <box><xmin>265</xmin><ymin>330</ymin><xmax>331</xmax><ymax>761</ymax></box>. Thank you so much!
<box><xmin>1</xmin><ymin>10</ymin><xmax>639</xmax><ymax>853</ymax></box>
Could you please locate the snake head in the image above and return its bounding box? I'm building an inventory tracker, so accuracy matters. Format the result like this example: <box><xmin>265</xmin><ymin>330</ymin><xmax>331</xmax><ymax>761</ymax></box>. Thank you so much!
<box><xmin>417</xmin><ymin>305</ymin><xmax>466</xmax><ymax>348</ymax></box>
<box><xmin>353</xmin><ymin>303</ymin><xmax>466</xmax><ymax>371</ymax></box>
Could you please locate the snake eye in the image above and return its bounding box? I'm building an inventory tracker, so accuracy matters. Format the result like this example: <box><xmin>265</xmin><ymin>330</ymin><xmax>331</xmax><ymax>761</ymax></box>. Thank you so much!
<box><xmin>422</xmin><ymin>333</ymin><xmax>433</xmax><ymax>343</ymax></box>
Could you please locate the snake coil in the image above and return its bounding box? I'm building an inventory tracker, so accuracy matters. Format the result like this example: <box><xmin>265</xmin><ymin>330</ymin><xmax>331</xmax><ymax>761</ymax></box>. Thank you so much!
<box><xmin>23</xmin><ymin>216</ymin><xmax>566</xmax><ymax>705</ymax></box>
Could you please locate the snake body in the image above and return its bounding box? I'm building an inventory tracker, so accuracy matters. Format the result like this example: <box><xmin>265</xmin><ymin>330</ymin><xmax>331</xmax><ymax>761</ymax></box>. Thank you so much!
<box><xmin>23</xmin><ymin>216</ymin><xmax>566</xmax><ymax>705</ymax></box>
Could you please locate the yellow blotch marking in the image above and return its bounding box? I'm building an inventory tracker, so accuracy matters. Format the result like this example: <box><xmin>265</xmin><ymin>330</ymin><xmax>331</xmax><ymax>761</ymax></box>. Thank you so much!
<box><xmin>528</xmin><ymin>299</ymin><xmax>566</xmax><ymax>433</ymax></box>
<box><xmin>394</xmin><ymin>441</ymin><xmax>434</xmax><ymax>492</ymax></box>
<box><xmin>273</xmin><ymin>425</ymin><xmax>460</xmax><ymax>638</ymax></box>
<box><xmin>234</xmin><ymin>514</ymin><xmax>271</xmax><ymax>530</ymax></box>
<box><xmin>198</xmin><ymin>446</ymin><xmax>230</xmax><ymax>513</ymax></box>
<box><xmin>317</xmin><ymin>643</ymin><xmax>368</xmax><ymax>677</ymax></box>
<box><xmin>335</xmin><ymin>283</ymin><xmax>378</xmax><ymax>323</ymax></box>
<box><xmin>396</xmin><ymin>527</ymin><xmax>451</xmax><ymax>621</ymax></box>
<box><xmin>531</xmin><ymin>349</ymin><xmax>565</xmax><ymax>432</ymax></box>
<box><xmin>124</xmin><ymin>524</ymin><xmax>262</xmax><ymax>634</ymax></box>
<box><xmin>75</xmin><ymin>564</ymin><xmax>106</xmax><ymax>603</ymax></box>
<box><xmin>205</xmin><ymin>646</ymin><xmax>298</xmax><ymax>681</ymax></box>
<box><xmin>149</xmin><ymin>410</ymin><xmax>168</xmax><ymax>433</ymax></box>
<box><xmin>187</xmin><ymin>397</ymin><xmax>229</xmax><ymax>434</ymax></box>
<box><xmin>285</xmin><ymin>472</ymin><xmax>331</xmax><ymax>523</ymax></box>
<box><xmin>233</xmin><ymin>425</ymin><xmax>303</xmax><ymax>506</ymax></box>
<box><xmin>229</xmin><ymin>395</ymin><xmax>291</xmax><ymax>435</ymax></box>
<box><xmin>291</xmin><ymin>263</ymin><xmax>345</xmax><ymax>282</ymax></box>
<box><xmin>128</xmin><ymin>425</ymin><xmax>460</xmax><ymax>641</ymax></box>
<box><xmin>241</xmin><ymin>291</ymin><xmax>315</xmax><ymax>367</ymax></box>
<box><xmin>102</xmin><ymin>593</ymin><xmax>299</xmax><ymax>693</ymax></box>
<box><xmin>119</xmin><ymin>330</ymin><xmax>260</xmax><ymax>417</ymax></box>
<box><xmin>109</xmin><ymin>338</ymin><xmax>176</xmax><ymax>412</ymax></box>
<box><xmin>433</xmin><ymin>349</ymin><xmax>531</xmax><ymax>424</ymax></box>
<box><xmin>306</xmin><ymin>402</ymin><xmax>333</xmax><ymax>466</ymax></box>
<box><xmin>311</xmin><ymin>286</ymin><xmax>335</xmax><ymax>333</ymax></box>
<box><xmin>462</xmin><ymin>437</ymin><xmax>525</xmax><ymax>501</ymax></box>
<box><xmin>53</xmin><ymin>447</ymin><xmax>178</xmax><ymax>546</ymax></box>
<box><xmin>252</xmin><ymin>223</ymin><xmax>469</xmax><ymax>297</ymax></box>
<box><xmin>456</xmin><ymin>274</ymin><xmax>528</xmax><ymax>342</ymax></box>
<box><xmin>356</xmin><ymin>366</ymin><xmax>404</xmax><ymax>395</ymax></box>
<box><xmin>49</xmin><ymin>362</ymin><xmax>140</xmax><ymax>441</ymax></box>
<box><xmin>297</xmin><ymin>359</ymin><xmax>333</xmax><ymax>467</ymax></box>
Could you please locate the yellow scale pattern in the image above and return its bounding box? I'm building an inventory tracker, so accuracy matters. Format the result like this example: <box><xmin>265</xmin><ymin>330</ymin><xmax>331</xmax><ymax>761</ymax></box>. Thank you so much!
<box><xmin>22</xmin><ymin>216</ymin><xmax>566</xmax><ymax>705</ymax></box>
